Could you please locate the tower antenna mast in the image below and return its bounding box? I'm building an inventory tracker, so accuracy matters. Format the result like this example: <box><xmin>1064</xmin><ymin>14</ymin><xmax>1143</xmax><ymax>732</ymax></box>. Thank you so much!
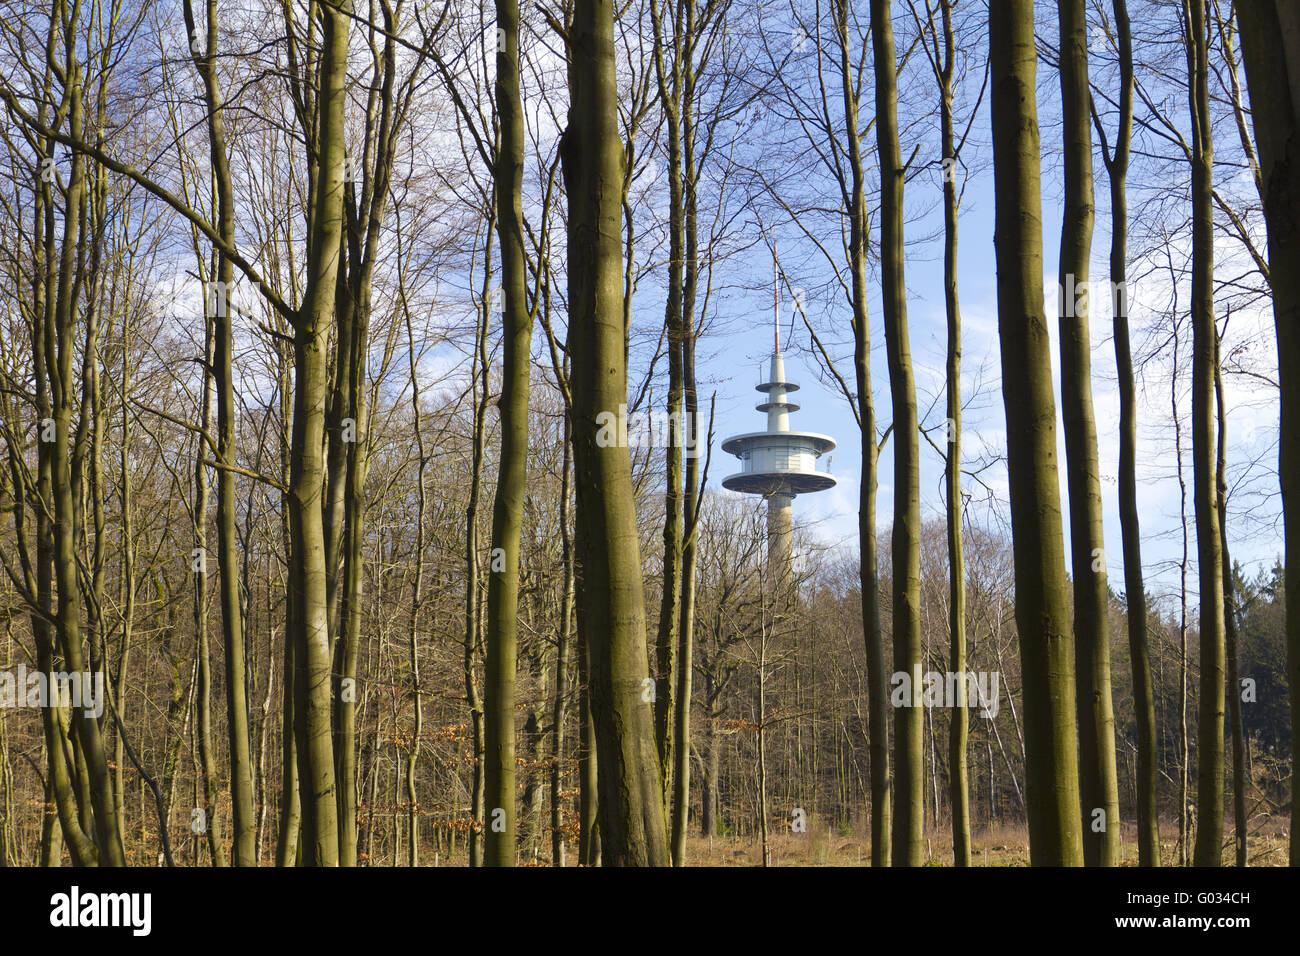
<box><xmin>773</xmin><ymin>243</ymin><xmax>780</xmax><ymax>354</ymax></box>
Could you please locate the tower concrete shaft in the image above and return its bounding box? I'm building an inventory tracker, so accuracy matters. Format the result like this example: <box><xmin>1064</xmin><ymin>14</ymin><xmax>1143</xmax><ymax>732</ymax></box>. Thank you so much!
<box><xmin>767</xmin><ymin>492</ymin><xmax>794</xmax><ymax>591</ymax></box>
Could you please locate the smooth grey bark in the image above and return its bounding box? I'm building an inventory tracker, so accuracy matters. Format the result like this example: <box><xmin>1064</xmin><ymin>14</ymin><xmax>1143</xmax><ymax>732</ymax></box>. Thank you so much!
<box><xmin>834</xmin><ymin>0</ymin><xmax>890</xmax><ymax>867</ymax></box>
<box><xmin>1186</xmin><ymin>0</ymin><xmax>1226</xmax><ymax>868</ymax></box>
<box><xmin>181</xmin><ymin>0</ymin><xmax>256</xmax><ymax>866</ymax></box>
<box><xmin>484</xmin><ymin>0</ymin><xmax>534</xmax><ymax>868</ymax></box>
<box><xmin>1236</xmin><ymin>0</ymin><xmax>1300</xmax><ymax>868</ymax></box>
<box><xmin>872</xmin><ymin>0</ymin><xmax>924</xmax><ymax>868</ymax></box>
<box><xmin>1094</xmin><ymin>0</ymin><xmax>1159</xmax><ymax>866</ymax></box>
<box><xmin>988</xmin><ymin>0</ymin><xmax>1084</xmax><ymax>866</ymax></box>
<box><xmin>1056</xmin><ymin>0</ymin><xmax>1119</xmax><ymax>866</ymax></box>
<box><xmin>563</xmin><ymin>0</ymin><xmax>670</xmax><ymax>865</ymax></box>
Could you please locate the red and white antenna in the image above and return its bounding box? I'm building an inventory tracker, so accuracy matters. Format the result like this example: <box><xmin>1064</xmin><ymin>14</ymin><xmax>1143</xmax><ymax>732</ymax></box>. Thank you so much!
<box><xmin>773</xmin><ymin>243</ymin><xmax>780</xmax><ymax>354</ymax></box>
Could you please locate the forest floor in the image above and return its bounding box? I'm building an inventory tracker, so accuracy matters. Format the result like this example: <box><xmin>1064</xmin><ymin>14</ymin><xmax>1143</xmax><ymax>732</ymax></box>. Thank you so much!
<box><xmin>685</xmin><ymin>816</ymin><xmax>1293</xmax><ymax>866</ymax></box>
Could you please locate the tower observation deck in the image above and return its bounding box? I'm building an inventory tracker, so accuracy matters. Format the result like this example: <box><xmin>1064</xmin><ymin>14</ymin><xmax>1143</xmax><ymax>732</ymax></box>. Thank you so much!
<box><xmin>721</xmin><ymin>256</ymin><xmax>837</xmax><ymax>585</ymax></box>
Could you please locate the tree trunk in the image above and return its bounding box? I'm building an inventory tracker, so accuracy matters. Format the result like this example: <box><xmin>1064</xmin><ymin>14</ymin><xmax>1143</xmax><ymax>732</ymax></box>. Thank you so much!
<box><xmin>1215</xmin><ymin>329</ymin><xmax>1248</xmax><ymax>867</ymax></box>
<box><xmin>1236</xmin><ymin>0</ymin><xmax>1300</xmax><ymax>869</ymax></box>
<box><xmin>552</xmin><ymin>422</ymin><xmax>575</xmax><ymax>867</ymax></box>
<box><xmin>650</xmin><ymin>0</ymin><xmax>685</xmax><ymax>820</ymax></box>
<box><xmin>927</xmin><ymin>0</ymin><xmax>971</xmax><ymax>868</ymax></box>
<box><xmin>1174</xmin><ymin>326</ymin><xmax>1191</xmax><ymax>867</ymax></box>
<box><xmin>182</xmin><ymin>0</ymin><xmax>257</xmax><ymax>866</ymax></box>
<box><xmin>872</xmin><ymin>0</ymin><xmax>924</xmax><ymax>868</ymax></box>
<box><xmin>193</xmin><ymin>317</ymin><xmax>226</xmax><ymax>866</ymax></box>
<box><xmin>1186</xmin><ymin>0</ymin><xmax>1226</xmax><ymax>868</ymax></box>
<box><xmin>275</xmin><ymin>338</ymin><xmax>301</xmax><ymax>866</ymax></box>
<box><xmin>26</xmin><ymin>114</ymin><xmax>93</xmax><ymax>865</ymax></box>
<box><xmin>288</xmin><ymin>0</ymin><xmax>352</xmax><ymax>867</ymax></box>
<box><xmin>577</xmin><ymin>618</ymin><xmax>601</xmax><ymax>865</ymax></box>
<box><xmin>1101</xmin><ymin>0</ymin><xmax>1159</xmax><ymax>867</ymax></box>
<box><xmin>988</xmin><ymin>0</ymin><xmax>1084</xmax><ymax>866</ymax></box>
<box><xmin>46</xmin><ymin>23</ymin><xmax>125</xmax><ymax>864</ymax></box>
<box><xmin>562</xmin><ymin>0</ymin><xmax>670</xmax><ymax>865</ymax></box>
<box><xmin>837</xmin><ymin>0</ymin><xmax>889</xmax><ymax>868</ymax></box>
<box><xmin>464</xmin><ymin>220</ymin><xmax>493</xmax><ymax>867</ymax></box>
<box><xmin>672</xmin><ymin>291</ymin><xmax>701</xmax><ymax>865</ymax></box>
<box><xmin>484</xmin><ymin>0</ymin><xmax>534</xmax><ymax>868</ymax></box>
<box><xmin>1056</xmin><ymin>0</ymin><xmax>1119</xmax><ymax>867</ymax></box>
<box><xmin>405</xmin><ymin>307</ymin><xmax>430</xmax><ymax>867</ymax></box>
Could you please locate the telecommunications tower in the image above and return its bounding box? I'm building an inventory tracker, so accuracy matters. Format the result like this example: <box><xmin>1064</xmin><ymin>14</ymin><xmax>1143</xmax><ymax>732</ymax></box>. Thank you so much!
<box><xmin>721</xmin><ymin>253</ymin><xmax>837</xmax><ymax>583</ymax></box>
